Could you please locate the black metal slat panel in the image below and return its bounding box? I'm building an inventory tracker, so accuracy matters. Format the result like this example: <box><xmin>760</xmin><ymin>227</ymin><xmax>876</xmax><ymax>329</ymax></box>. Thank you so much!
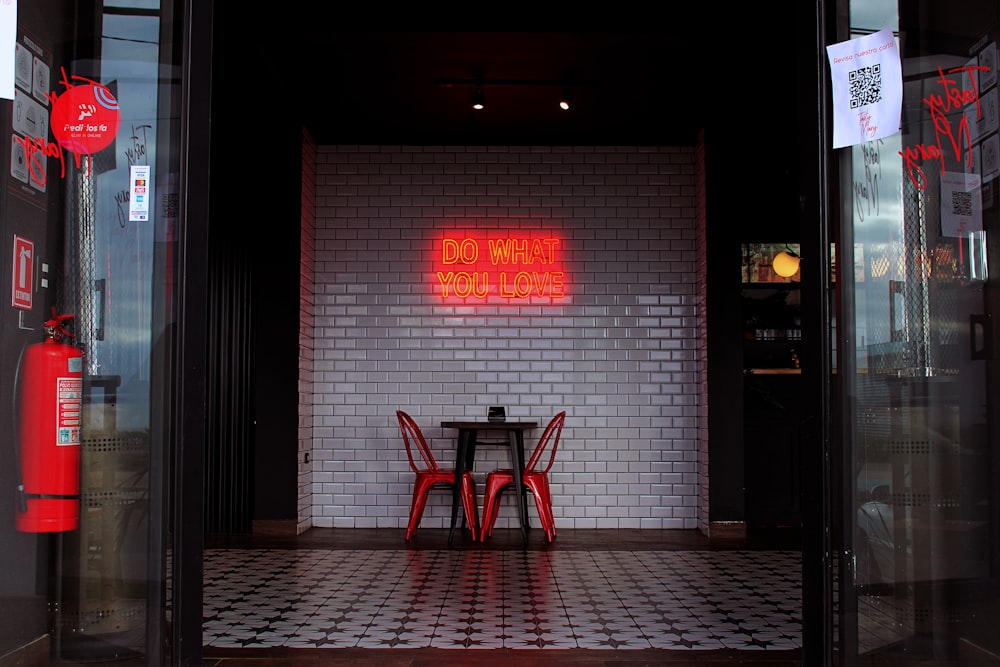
<box><xmin>205</xmin><ymin>245</ymin><xmax>253</xmax><ymax>534</ymax></box>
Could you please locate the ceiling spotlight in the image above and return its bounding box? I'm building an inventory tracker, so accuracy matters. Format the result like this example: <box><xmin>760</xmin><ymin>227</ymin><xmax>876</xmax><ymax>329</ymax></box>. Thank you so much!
<box><xmin>471</xmin><ymin>86</ymin><xmax>485</xmax><ymax>110</ymax></box>
<box><xmin>559</xmin><ymin>89</ymin><xmax>572</xmax><ymax>111</ymax></box>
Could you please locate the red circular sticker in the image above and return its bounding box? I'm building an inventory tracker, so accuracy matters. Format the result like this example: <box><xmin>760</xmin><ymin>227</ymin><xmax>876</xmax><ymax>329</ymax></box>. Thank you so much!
<box><xmin>50</xmin><ymin>84</ymin><xmax>120</xmax><ymax>155</ymax></box>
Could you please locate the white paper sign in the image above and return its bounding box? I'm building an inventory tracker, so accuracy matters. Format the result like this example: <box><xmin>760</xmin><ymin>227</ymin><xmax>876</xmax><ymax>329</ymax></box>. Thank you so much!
<box><xmin>129</xmin><ymin>165</ymin><xmax>151</xmax><ymax>222</ymax></box>
<box><xmin>827</xmin><ymin>29</ymin><xmax>903</xmax><ymax>149</ymax></box>
<box><xmin>940</xmin><ymin>171</ymin><xmax>982</xmax><ymax>237</ymax></box>
<box><xmin>0</xmin><ymin>0</ymin><xmax>16</xmax><ymax>99</ymax></box>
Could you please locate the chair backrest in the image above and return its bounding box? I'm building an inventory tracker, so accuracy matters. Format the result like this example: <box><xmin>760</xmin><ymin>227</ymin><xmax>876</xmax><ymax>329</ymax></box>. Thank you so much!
<box><xmin>525</xmin><ymin>411</ymin><xmax>566</xmax><ymax>475</ymax></box>
<box><xmin>397</xmin><ymin>410</ymin><xmax>441</xmax><ymax>473</ymax></box>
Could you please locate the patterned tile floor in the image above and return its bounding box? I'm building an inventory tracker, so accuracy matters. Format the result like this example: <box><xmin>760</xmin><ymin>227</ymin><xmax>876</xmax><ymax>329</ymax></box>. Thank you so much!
<box><xmin>202</xmin><ymin>547</ymin><xmax>802</xmax><ymax>651</ymax></box>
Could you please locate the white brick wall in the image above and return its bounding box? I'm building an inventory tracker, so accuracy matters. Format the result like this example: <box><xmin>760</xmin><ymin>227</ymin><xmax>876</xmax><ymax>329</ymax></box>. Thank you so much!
<box><xmin>309</xmin><ymin>145</ymin><xmax>703</xmax><ymax>532</ymax></box>
<box><xmin>298</xmin><ymin>129</ymin><xmax>317</xmax><ymax>534</ymax></box>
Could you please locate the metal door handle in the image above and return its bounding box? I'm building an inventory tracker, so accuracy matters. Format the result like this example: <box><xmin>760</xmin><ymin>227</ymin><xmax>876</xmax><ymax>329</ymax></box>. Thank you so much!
<box><xmin>970</xmin><ymin>313</ymin><xmax>992</xmax><ymax>360</ymax></box>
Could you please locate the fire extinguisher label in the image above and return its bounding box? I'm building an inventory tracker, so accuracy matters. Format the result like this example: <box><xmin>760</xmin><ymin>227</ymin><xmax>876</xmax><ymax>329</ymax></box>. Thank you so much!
<box><xmin>56</xmin><ymin>377</ymin><xmax>82</xmax><ymax>446</ymax></box>
<box><xmin>11</xmin><ymin>236</ymin><xmax>34</xmax><ymax>310</ymax></box>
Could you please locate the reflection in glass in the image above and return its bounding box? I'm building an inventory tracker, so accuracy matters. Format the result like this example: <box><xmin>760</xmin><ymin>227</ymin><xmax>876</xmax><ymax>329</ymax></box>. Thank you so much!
<box><xmin>843</xmin><ymin>0</ymin><xmax>999</xmax><ymax>661</ymax></box>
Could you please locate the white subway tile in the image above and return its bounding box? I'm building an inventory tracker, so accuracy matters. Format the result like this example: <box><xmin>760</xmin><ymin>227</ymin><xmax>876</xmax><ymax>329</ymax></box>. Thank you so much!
<box><xmin>304</xmin><ymin>145</ymin><xmax>702</xmax><ymax>532</ymax></box>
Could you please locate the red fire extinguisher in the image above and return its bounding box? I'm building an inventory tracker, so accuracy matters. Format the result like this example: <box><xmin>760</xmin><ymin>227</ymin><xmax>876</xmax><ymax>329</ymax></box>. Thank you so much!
<box><xmin>15</xmin><ymin>311</ymin><xmax>84</xmax><ymax>533</ymax></box>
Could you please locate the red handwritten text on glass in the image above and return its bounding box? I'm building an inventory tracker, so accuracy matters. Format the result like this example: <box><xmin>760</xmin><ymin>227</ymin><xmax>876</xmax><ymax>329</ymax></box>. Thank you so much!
<box><xmin>901</xmin><ymin>65</ymin><xmax>988</xmax><ymax>190</ymax></box>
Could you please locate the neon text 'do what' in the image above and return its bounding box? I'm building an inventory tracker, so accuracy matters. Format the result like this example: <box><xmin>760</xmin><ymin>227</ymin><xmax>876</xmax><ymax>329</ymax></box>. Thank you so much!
<box><xmin>436</xmin><ymin>235</ymin><xmax>566</xmax><ymax>300</ymax></box>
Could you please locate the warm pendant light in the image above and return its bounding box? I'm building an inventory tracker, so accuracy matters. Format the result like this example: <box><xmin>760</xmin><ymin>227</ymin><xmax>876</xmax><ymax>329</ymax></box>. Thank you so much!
<box><xmin>772</xmin><ymin>249</ymin><xmax>800</xmax><ymax>278</ymax></box>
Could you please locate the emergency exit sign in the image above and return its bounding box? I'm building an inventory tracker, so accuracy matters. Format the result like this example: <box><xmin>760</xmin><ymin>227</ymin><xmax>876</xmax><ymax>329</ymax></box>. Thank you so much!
<box><xmin>12</xmin><ymin>235</ymin><xmax>33</xmax><ymax>310</ymax></box>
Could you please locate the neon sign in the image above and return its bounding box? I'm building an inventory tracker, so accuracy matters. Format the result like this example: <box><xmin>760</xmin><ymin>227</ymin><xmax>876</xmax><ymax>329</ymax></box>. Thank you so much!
<box><xmin>435</xmin><ymin>232</ymin><xmax>566</xmax><ymax>300</ymax></box>
<box><xmin>901</xmin><ymin>64</ymin><xmax>988</xmax><ymax>191</ymax></box>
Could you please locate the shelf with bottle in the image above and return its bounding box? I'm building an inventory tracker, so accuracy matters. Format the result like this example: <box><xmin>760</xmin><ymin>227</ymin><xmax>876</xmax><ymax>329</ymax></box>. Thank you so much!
<box><xmin>744</xmin><ymin>368</ymin><xmax>802</xmax><ymax>375</ymax></box>
<box><xmin>742</xmin><ymin>296</ymin><xmax>802</xmax><ymax>342</ymax></box>
<box><xmin>745</xmin><ymin>327</ymin><xmax>802</xmax><ymax>342</ymax></box>
<box><xmin>743</xmin><ymin>339</ymin><xmax>802</xmax><ymax>371</ymax></box>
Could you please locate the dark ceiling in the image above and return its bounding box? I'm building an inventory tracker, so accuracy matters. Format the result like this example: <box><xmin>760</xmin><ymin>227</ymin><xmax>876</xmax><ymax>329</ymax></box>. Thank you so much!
<box><xmin>266</xmin><ymin>29</ymin><xmax>765</xmax><ymax>146</ymax></box>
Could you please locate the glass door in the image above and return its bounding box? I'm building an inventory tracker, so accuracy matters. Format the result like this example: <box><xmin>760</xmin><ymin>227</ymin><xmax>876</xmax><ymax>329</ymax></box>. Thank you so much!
<box><xmin>0</xmin><ymin>1</ymin><xmax>185</xmax><ymax>664</ymax></box>
<box><xmin>839</xmin><ymin>0</ymin><xmax>1000</xmax><ymax>662</ymax></box>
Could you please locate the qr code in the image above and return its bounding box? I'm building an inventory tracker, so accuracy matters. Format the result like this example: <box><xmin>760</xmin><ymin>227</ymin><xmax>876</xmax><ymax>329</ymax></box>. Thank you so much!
<box><xmin>849</xmin><ymin>64</ymin><xmax>882</xmax><ymax>109</ymax></box>
<box><xmin>951</xmin><ymin>190</ymin><xmax>973</xmax><ymax>216</ymax></box>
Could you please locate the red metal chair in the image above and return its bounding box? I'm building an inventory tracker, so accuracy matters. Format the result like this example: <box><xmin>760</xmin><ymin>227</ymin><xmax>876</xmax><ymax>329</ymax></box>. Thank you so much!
<box><xmin>480</xmin><ymin>411</ymin><xmax>566</xmax><ymax>542</ymax></box>
<box><xmin>397</xmin><ymin>410</ymin><xmax>479</xmax><ymax>541</ymax></box>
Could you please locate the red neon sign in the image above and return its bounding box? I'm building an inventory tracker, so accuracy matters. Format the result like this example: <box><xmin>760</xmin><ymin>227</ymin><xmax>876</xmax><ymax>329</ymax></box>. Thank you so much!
<box><xmin>900</xmin><ymin>64</ymin><xmax>988</xmax><ymax>191</ymax></box>
<box><xmin>435</xmin><ymin>232</ymin><xmax>567</xmax><ymax>300</ymax></box>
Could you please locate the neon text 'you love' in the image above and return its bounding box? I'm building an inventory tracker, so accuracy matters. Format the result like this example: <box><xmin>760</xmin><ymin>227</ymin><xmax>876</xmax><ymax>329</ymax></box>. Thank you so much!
<box><xmin>437</xmin><ymin>236</ymin><xmax>565</xmax><ymax>299</ymax></box>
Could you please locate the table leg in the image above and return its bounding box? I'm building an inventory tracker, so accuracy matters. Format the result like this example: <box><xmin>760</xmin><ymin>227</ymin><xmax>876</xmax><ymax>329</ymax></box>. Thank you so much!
<box><xmin>448</xmin><ymin>430</ymin><xmax>471</xmax><ymax>544</ymax></box>
<box><xmin>509</xmin><ymin>430</ymin><xmax>529</xmax><ymax>544</ymax></box>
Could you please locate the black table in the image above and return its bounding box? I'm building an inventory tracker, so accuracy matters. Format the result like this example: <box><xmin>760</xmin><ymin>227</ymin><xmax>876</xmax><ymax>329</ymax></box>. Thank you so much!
<box><xmin>441</xmin><ymin>420</ymin><xmax>538</xmax><ymax>544</ymax></box>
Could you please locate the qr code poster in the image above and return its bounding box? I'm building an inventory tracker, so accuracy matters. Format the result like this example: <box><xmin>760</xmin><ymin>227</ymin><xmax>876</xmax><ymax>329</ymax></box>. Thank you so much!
<box><xmin>827</xmin><ymin>29</ymin><xmax>903</xmax><ymax>149</ymax></box>
<box><xmin>0</xmin><ymin>1</ymin><xmax>15</xmax><ymax>99</ymax></box>
<box><xmin>940</xmin><ymin>171</ymin><xmax>983</xmax><ymax>237</ymax></box>
<box><xmin>980</xmin><ymin>87</ymin><xmax>999</xmax><ymax>137</ymax></box>
<box><xmin>982</xmin><ymin>133</ymin><xmax>1000</xmax><ymax>183</ymax></box>
<box><xmin>980</xmin><ymin>42</ymin><xmax>997</xmax><ymax>92</ymax></box>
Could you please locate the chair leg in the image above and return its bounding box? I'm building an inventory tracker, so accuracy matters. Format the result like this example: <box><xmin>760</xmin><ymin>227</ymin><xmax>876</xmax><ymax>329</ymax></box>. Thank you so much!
<box><xmin>406</xmin><ymin>495</ymin><xmax>427</xmax><ymax>541</ymax></box>
<box><xmin>487</xmin><ymin>487</ymin><xmax>504</xmax><ymax>539</ymax></box>
<box><xmin>405</xmin><ymin>478</ymin><xmax>434</xmax><ymax>541</ymax></box>
<box><xmin>461</xmin><ymin>473</ymin><xmax>479</xmax><ymax>541</ymax></box>
<box><xmin>480</xmin><ymin>484</ymin><xmax>498</xmax><ymax>541</ymax></box>
<box><xmin>480</xmin><ymin>475</ymin><xmax>511</xmax><ymax>541</ymax></box>
<box><xmin>527</xmin><ymin>476</ymin><xmax>555</xmax><ymax>541</ymax></box>
<box><xmin>539</xmin><ymin>477</ymin><xmax>555</xmax><ymax>540</ymax></box>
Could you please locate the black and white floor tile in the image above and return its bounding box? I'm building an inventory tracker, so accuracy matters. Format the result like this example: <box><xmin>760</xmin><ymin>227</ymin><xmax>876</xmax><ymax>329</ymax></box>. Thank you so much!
<box><xmin>202</xmin><ymin>549</ymin><xmax>802</xmax><ymax>651</ymax></box>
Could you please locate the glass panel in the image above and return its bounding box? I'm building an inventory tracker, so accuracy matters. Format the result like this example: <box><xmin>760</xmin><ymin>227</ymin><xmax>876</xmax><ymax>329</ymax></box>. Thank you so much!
<box><xmin>0</xmin><ymin>1</ymin><xmax>180</xmax><ymax>663</ymax></box>
<box><xmin>842</xmin><ymin>0</ymin><xmax>1000</xmax><ymax>662</ymax></box>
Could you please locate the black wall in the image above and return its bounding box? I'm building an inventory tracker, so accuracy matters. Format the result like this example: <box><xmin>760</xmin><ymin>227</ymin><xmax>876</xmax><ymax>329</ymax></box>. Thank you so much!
<box><xmin>206</xmin><ymin>21</ymin><xmax>301</xmax><ymax>531</ymax></box>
